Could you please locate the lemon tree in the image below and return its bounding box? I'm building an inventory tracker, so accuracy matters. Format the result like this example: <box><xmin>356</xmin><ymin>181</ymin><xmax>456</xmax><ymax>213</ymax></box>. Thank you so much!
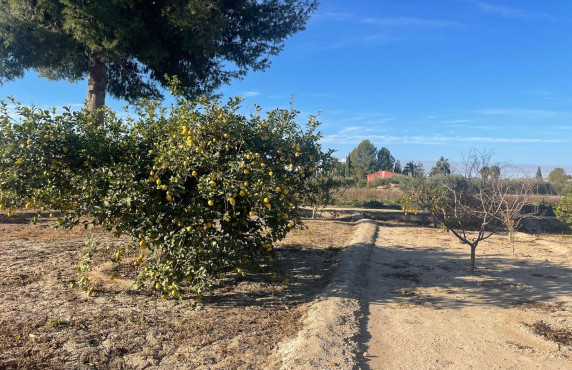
<box><xmin>0</xmin><ymin>90</ymin><xmax>335</xmax><ymax>299</ymax></box>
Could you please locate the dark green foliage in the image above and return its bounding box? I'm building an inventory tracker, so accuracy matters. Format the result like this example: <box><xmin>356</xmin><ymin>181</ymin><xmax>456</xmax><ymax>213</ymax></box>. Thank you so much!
<box><xmin>548</xmin><ymin>168</ymin><xmax>570</xmax><ymax>184</ymax></box>
<box><xmin>0</xmin><ymin>0</ymin><xmax>317</xmax><ymax>107</ymax></box>
<box><xmin>345</xmin><ymin>155</ymin><xmax>352</xmax><ymax>178</ymax></box>
<box><xmin>376</xmin><ymin>147</ymin><xmax>395</xmax><ymax>171</ymax></box>
<box><xmin>480</xmin><ymin>165</ymin><xmax>501</xmax><ymax>180</ymax></box>
<box><xmin>0</xmin><ymin>91</ymin><xmax>334</xmax><ymax>298</ymax></box>
<box><xmin>348</xmin><ymin>139</ymin><xmax>377</xmax><ymax>178</ymax></box>
<box><xmin>402</xmin><ymin>161</ymin><xmax>424</xmax><ymax>178</ymax></box>
<box><xmin>556</xmin><ymin>185</ymin><xmax>572</xmax><ymax>225</ymax></box>
<box><xmin>430</xmin><ymin>156</ymin><xmax>451</xmax><ymax>176</ymax></box>
<box><xmin>536</xmin><ymin>166</ymin><xmax>543</xmax><ymax>180</ymax></box>
<box><xmin>394</xmin><ymin>159</ymin><xmax>402</xmax><ymax>174</ymax></box>
<box><xmin>332</xmin><ymin>159</ymin><xmax>345</xmax><ymax>177</ymax></box>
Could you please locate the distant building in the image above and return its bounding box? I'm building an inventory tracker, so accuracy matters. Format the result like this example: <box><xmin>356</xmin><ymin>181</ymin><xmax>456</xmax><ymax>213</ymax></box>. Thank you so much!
<box><xmin>367</xmin><ymin>171</ymin><xmax>401</xmax><ymax>182</ymax></box>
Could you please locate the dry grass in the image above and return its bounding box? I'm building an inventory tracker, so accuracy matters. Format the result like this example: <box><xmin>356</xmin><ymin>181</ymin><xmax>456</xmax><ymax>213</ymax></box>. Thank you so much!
<box><xmin>0</xmin><ymin>211</ymin><xmax>357</xmax><ymax>369</ymax></box>
<box><xmin>525</xmin><ymin>194</ymin><xmax>562</xmax><ymax>206</ymax></box>
<box><xmin>331</xmin><ymin>187</ymin><xmax>404</xmax><ymax>208</ymax></box>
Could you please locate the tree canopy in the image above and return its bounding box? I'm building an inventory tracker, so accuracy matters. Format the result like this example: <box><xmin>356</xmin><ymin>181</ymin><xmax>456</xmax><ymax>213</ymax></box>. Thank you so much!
<box><xmin>376</xmin><ymin>147</ymin><xmax>395</xmax><ymax>172</ymax></box>
<box><xmin>479</xmin><ymin>165</ymin><xmax>501</xmax><ymax>180</ymax></box>
<box><xmin>402</xmin><ymin>161</ymin><xmax>424</xmax><ymax>178</ymax></box>
<box><xmin>348</xmin><ymin>140</ymin><xmax>378</xmax><ymax>178</ymax></box>
<box><xmin>548</xmin><ymin>168</ymin><xmax>569</xmax><ymax>183</ymax></box>
<box><xmin>393</xmin><ymin>159</ymin><xmax>402</xmax><ymax>174</ymax></box>
<box><xmin>430</xmin><ymin>156</ymin><xmax>451</xmax><ymax>176</ymax></box>
<box><xmin>535</xmin><ymin>166</ymin><xmax>543</xmax><ymax>181</ymax></box>
<box><xmin>556</xmin><ymin>185</ymin><xmax>572</xmax><ymax>225</ymax></box>
<box><xmin>0</xmin><ymin>0</ymin><xmax>317</xmax><ymax>111</ymax></box>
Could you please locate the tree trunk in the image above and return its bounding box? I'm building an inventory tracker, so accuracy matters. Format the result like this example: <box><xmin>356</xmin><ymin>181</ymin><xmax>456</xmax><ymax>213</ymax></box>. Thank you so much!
<box><xmin>470</xmin><ymin>244</ymin><xmax>476</xmax><ymax>273</ymax></box>
<box><xmin>87</xmin><ymin>52</ymin><xmax>106</xmax><ymax>116</ymax></box>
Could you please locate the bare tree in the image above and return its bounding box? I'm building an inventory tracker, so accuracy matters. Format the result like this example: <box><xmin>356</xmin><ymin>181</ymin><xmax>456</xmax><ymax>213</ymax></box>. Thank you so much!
<box><xmin>403</xmin><ymin>150</ymin><xmax>536</xmax><ymax>272</ymax></box>
<box><xmin>494</xmin><ymin>177</ymin><xmax>536</xmax><ymax>253</ymax></box>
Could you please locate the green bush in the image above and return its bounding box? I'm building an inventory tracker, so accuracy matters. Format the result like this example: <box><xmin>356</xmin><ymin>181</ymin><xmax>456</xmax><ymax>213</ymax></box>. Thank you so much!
<box><xmin>0</xmin><ymin>91</ymin><xmax>334</xmax><ymax>299</ymax></box>
<box><xmin>555</xmin><ymin>185</ymin><xmax>572</xmax><ymax>225</ymax></box>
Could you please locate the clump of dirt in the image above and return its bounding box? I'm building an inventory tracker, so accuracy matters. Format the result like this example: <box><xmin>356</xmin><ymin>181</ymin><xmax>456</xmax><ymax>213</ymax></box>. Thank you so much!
<box><xmin>513</xmin><ymin>299</ymin><xmax>566</xmax><ymax>312</ymax></box>
<box><xmin>525</xmin><ymin>321</ymin><xmax>572</xmax><ymax>346</ymax></box>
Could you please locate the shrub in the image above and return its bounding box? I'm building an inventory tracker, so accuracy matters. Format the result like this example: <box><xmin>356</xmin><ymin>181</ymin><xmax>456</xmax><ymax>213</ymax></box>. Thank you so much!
<box><xmin>356</xmin><ymin>178</ymin><xmax>368</xmax><ymax>188</ymax></box>
<box><xmin>0</xmin><ymin>90</ymin><xmax>334</xmax><ymax>299</ymax></box>
<box><xmin>555</xmin><ymin>185</ymin><xmax>572</xmax><ymax>225</ymax></box>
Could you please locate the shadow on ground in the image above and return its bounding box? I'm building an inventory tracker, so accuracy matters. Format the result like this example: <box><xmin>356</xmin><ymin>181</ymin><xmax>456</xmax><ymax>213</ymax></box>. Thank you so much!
<box><xmin>363</xmin><ymin>243</ymin><xmax>572</xmax><ymax>309</ymax></box>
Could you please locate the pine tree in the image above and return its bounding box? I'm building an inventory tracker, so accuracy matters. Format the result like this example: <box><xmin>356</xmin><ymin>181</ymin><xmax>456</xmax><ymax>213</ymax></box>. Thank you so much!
<box><xmin>394</xmin><ymin>159</ymin><xmax>402</xmax><ymax>174</ymax></box>
<box><xmin>348</xmin><ymin>140</ymin><xmax>377</xmax><ymax>178</ymax></box>
<box><xmin>0</xmin><ymin>0</ymin><xmax>317</xmax><ymax>112</ymax></box>
<box><xmin>345</xmin><ymin>155</ymin><xmax>352</xmax><ymax>178</ymax></box>
<box><xmin>376</xmin><ymin>147</ymin><xmax>395</xmax><ymax>171</ymax></box>
<box><xmin>535</xmin><ymin>166</ymin><xmax>543</xmax><ymax>180</ymax></box>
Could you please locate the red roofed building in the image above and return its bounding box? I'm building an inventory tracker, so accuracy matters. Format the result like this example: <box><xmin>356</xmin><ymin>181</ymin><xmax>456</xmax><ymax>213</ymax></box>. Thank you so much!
<box><xmin>367</xmin><ymin>170</ymin><xmax>401</xmax><ymax>182</ymax></box>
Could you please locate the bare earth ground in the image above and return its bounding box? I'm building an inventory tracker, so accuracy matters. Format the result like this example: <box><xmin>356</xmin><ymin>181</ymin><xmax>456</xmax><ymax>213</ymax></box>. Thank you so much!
<box><xmin>0</xmin><ymin>211</ymin><xmax>357</xmax><ymax>369</ymax></box>
<box><xmin>363</xmin><ymin>222</ymin><xmax>572</xmax><ymax>369</ymax></box>
<box><xmin>2</xmin><ymin>211</ymin><xmax>571</xmax><ymax>369</ymax></box>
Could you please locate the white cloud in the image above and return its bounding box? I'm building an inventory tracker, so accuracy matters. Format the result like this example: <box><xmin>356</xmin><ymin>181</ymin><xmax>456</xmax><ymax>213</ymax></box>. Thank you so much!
<box><xmin>441</xmin><ymin>119</ymin><xmax>474</xmax><ymax>124</ymax></box>
<box><xmin>470</xmin><ymin>108</ymin><xmax>560</xmax><ymax>119</ymax></box>
<box><xmin>363</xmin><ymin>17</ymin><xmax>462</xmax><ymax>28</ymax></box>
<box><xmin>242</xmin><ymin>91</ymin><xmax>260</xmax><ymax>97</ymax></box>
<box><xmin>525</xmin><ymin>89</ymin><xmax>554</xmax><ymax>97</ymax></box>
<box><xmin>551</xmin><ymin>125</ymin><xmax>572</xmax><ymax>130</ymax></box>
<box><xmin>312</xmin><ymin>11</ymin><xmax>355</xmax><ymax>22</ymax></box>
<box><xmin>321</xmin><ymin>133</ymin><xmax>567</xmax><ymax>146</ymax></box>
<box><xmin>467</xmin><ymin>0</ymin><xmax>555</xmax><ymax>21</ymax></box>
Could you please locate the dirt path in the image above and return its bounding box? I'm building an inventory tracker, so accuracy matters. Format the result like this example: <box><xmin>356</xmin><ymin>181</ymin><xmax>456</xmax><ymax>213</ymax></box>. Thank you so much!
<box><xmin>276</xmin><ymin>219</ymin><xmax>378</xmax><ymax>369</ymax></box>
<box><xmin>362</xmin><ymin>223</ymin><xmax>572</xmax><ymax>369</ymax></box>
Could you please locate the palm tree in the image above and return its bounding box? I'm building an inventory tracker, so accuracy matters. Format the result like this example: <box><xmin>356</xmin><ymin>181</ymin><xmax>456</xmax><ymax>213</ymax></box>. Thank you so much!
<box><xmin>430</xmin><ymin>156</ymin><xmax>451</xmax><ymax>176</ymax></box>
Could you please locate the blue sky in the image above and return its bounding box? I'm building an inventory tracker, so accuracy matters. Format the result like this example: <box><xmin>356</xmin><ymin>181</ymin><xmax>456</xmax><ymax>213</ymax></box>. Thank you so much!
<box><xmin>1</xmin><ymin>0</ymin><xmax>572</xmax><ymax>175</ymax></box>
